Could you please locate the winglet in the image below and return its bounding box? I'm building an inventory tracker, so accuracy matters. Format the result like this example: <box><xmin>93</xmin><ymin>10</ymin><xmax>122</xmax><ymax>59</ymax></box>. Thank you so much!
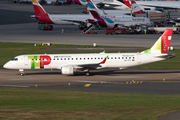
<box><xmin>142</xmin><ymin>29</ymin><xmax>173</xmax><ymax>54</ymax></box>
<box><xmin>99</xmin><ymin>56</ymin><xmax>108</xmax><ymax>64</ymax></box>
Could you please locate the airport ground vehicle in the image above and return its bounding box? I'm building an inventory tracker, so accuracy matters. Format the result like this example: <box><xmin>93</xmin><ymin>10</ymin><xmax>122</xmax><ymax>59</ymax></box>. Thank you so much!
<box><xmin>38</xmin><ymin>24</ymin><xmax>53</xmax><ymax>30</ymax></box>
<box><xmin>106</xmin><ymin>28</ymin><xmax>127</xmax><ymax>35</ymax></box>
<box><xmin>84</xmin><ymin>31</ymin><xmax>97</xmax><ymax>34</ymax></box>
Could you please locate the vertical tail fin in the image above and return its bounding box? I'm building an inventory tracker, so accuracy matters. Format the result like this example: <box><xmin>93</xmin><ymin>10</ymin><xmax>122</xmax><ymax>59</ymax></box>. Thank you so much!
<box><xmin>32</xmin><ymin>0</ymin><xmax>47</xmax><ymax>16</ymax></box>
<box><xmin>132</xmin><ymin>0</ymin><xmax>146</xmax><ymax>14</ymax></box>
<box><xmin>119</xmin><ymin>0</ymin><xmax>131</xmax><ymax>8</ymax></box>
<box><xmin>32</xmin><ymin>0</ymin><xmax>54</xmax><ymax>23</ymax></box>
<box><xmin>142</xmin><ymin>29</ymin><xmax>173</xmax><ymax>54</ymax></box>
<box><xmin>86</xmin><ymin>0</ymin><xmax>101</xmax><ymax>19</ymax></box>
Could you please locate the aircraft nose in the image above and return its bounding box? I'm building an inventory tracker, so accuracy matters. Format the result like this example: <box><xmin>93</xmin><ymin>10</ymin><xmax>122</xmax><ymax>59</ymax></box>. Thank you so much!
<box><xmin>3</xmin><ymin>63</ymin><xmax>8</xmax><ymax>69</ymax></box>
<box><xmin>74</xmin><ymin>0</ymin><xmax>82</xmax><ymax>5</ymax></box>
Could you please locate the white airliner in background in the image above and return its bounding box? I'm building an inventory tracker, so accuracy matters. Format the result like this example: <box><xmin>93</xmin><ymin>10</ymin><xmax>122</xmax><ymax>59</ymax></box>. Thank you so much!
<box><xmin>3</xmin><ymin>29</ymin><xmax>175</xmax><ymax>76</ymax></box>
<box><xmin>31</xmin><ymin>0</ymin><xmax>89</xmax><ymax>30</ymax></box>
<box><xmin>84</xmin><ymin>0</ymin><xmax>153</xmax><ymax>33</ymax></box>
<box><xmin>74</xmin><ymin>0</ymin><xmax>180</xmax><ymax>10</ymax></box>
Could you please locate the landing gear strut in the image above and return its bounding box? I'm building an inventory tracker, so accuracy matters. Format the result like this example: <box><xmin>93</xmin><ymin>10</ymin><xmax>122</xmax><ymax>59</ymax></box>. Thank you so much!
<box><xmin>84</xmin><ymin>69</ymin><xmax>90</xmax><ymax>76</ymax></box>
<box><xmin>19</xmin><ymin>69</ymin><xmax>24</xmax><ymax>76</ymax></box>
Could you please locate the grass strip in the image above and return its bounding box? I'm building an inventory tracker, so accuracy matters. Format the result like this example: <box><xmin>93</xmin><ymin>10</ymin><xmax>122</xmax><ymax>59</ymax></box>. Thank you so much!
<box><xmin>0</xmin><ymin>87</ymin><xmax>180</xmax><ymax>120</ymax></box>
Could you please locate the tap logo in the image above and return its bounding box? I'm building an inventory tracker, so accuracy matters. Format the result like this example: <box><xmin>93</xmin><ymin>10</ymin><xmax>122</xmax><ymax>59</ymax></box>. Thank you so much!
<box><xmin>28</xmin><ymin>55</ymin><xmax>51</xmax><ymax>69</ymax></box>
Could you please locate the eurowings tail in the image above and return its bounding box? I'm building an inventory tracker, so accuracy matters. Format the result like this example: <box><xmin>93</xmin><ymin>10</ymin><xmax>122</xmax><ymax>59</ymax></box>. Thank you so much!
<box><xmin>86</xmin><ymin>0</ymin><xmax>101</xmax><ymax>19</ymax></box>
<box><xmin>142</xmin><ymin>29</ymin><xmax>173</xmax><ymax>54</ymax></box>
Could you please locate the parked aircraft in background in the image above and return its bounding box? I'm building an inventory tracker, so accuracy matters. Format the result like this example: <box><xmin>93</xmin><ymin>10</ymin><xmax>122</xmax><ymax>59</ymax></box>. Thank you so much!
<box><xmin>3</xmin><ymin>29</ymin><xmax>175</xmax><ymax>76</ymax></box>
<box><xmin>82</xmin><ymin>0</ymin><xmax>161</xmax><ymax>16</ymax></box>
<box><xmin>131</xmin><ymin>0</ymin><xmax>162</xmax><ymax>14</ymax></box>
<box><xmin>31</xmin><ymin>0</ymin><xmax>89</xmax><ymax>30</ymax></box>
<box><xmin>84</xmin><ymin>0</ymin><xmax>153</xmax><ymax>33</ymax></box>
<box><xmin>73</xmin><ymin>0</ymin><xmax>130</xmax><ymax>10</ymax></box>
<box><xmin>129</xmin><ymin>0</ymin><xmax>180</xmax><ymax>10</ymax></box>
<box><xmin>73</xmin><ymin>0</ymin><xmax>180</xmax><ymax>10</ymax></box>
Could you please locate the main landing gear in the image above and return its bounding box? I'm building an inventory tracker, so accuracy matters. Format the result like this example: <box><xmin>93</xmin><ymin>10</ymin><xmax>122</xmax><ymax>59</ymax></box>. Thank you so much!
<box><xmin>84</xmin><ymin>69</ymin><xmax>90</xmax><ymax>76</ymax></box>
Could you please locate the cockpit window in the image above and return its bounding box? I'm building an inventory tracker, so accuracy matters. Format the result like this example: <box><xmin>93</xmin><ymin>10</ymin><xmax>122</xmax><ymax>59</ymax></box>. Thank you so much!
<box><xmin>11</xmin><ymin>58</ymin><xmax>18</xmax><ymax>61</ymax></box>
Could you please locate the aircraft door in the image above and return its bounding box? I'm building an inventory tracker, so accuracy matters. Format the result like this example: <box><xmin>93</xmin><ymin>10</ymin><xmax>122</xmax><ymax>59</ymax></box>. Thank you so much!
<box><xmin>137</xmin><ymin>53</ymin><xmax>141</xmax><ymax>63</ymax></box>
<box><xmin>24</xmin><ymin>56</ymin><xmax>29</xmax><ymax>65</ymax></box>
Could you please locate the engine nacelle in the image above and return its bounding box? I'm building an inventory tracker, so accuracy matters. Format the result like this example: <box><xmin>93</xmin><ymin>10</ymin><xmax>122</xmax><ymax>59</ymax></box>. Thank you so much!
<box><xmin>61</xmin><ymin>66</ymin><xmax>76</xmax><ymax>75</ymax></box>
<box><xmin>114</xmin><ymin>24</ymin><xmax>126</xmax><ymax>28</ymax></box>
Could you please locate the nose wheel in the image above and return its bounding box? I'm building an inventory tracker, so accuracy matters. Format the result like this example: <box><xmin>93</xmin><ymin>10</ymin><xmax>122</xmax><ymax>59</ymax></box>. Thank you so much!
<box><xmin>20</xmin><ymin>73</ymin><xmax>24</xmax><ymax>76</ymax></box>
<box><xmin>19</xmin><ymin>69</ymin><xmax>24</xmax><ymax>76</ymax></box>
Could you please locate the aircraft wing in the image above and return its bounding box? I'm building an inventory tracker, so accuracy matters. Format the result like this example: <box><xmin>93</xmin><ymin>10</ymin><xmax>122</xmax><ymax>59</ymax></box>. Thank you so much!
<box><xmin>96</xmin><ymin>2</ymin><xmax>124</xmax><ymax>8</ymax></box>
<box><xmin>60</xmin><ymin>56</ymin><xmax>108</xmax><ymax>70</ymax></box>
<box><xmin>61</xmin><ymin>19</ymin><xmax>86</xmax><ymax>24</ymax></box>
<box><xmin>76</xmin><ymin>63</ymin><xmax>102</xmax><ymax>69</ymax></box>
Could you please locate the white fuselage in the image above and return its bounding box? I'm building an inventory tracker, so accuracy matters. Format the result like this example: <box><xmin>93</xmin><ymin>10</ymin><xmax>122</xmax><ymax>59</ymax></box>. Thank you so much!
<box><xmin>103</xmin><ymin>16</ymin><xmax>153</xmax><ymax>29</ymax></box>
<box><xmin>3</xmin><ymin>53</ymin><xmax>166</xmax><ymax>70</ymax></box>
<box><xmin>136</xmin><ymin>1</ymin><xmax>180</xmax><ymax>10</ymax></box>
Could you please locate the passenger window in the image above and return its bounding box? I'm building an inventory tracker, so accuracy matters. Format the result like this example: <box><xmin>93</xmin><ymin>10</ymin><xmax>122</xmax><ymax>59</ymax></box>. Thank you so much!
<box><xmin>84</xmin><ymin>58</ymin><xmax>85</xmax><ymax>60</ymax></box>
<box><xmin>101</xmin><ymin>57</ymin><xmax>103</xmax><ymax>59</ymax></box>
<box><xmin>111</xmin><ymin>57</ymin><xmax>113</xmax><ymax>59</ymax></box>
<box><xmin>64</xmin><ymin>58</ymin><xmax>66</xmax><ymax>60</ymax></box>
<box><xmin>115</xmin><ymin>57</ymin><xmax>116</xmax><ymax>59</ymax></box>
<box><xmin>122</xmin><ymin>57</ymin><xmax>124</xmax><ymax>59</ymax></box>
<box><xmin>72</xmin><ymin>58</ymin><xmax>73</xmax><ymax>60</ymax></box>
<box><xmin>76</xmin><ymin>58</ymin><xmax>78</xmax><ymax>60</ymax></box>
<box><xmin>118</xmin><ymin>57</ymin><xmax>120</xmax><ymax>59</ymax></box>
<box><xmin>68</xmin><ymin>58</ymin><xmax>70</xmax><ymax>60</ymax></box>
<box><xmin>57</xmin><ymin>58</ymin><xmax>59</xmax><ymax>60</ymax></box>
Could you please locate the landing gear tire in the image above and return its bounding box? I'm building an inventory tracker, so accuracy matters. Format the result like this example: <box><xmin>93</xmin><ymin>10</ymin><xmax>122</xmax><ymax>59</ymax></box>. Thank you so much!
<box><xmin>86</xmin><ymin>72</ymin><xmax>89</xmax><ymax>76</ymax></box>
<box><xmin>20</xmin><ymin>73</ymin><xmax>24</xmax><ymax>76</ymax></box>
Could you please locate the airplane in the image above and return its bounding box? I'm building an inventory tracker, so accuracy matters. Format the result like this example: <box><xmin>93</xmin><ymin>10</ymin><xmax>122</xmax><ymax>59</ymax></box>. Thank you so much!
<box><xmin>130</xmin><ymin>0</ymin><xmax>162</xmax><ymax>15</ymax></box>
<box><xmin>84</xmin><ymin>0</ymin><xmax>153</xmax><ymax>33</ymax></box>
<box><xmin>3</xmin><ymin>29</ymin><xmax>175</xmax><ymax>76</ymax></box>
<box><xmin>31</xmin><ymin>0</ymin><xmax>90</xmax><ymax>30</ymax></box>
<box><xmin>73</xmin><ymin>0</ymin><xmax>130</xmax><ymax>10</ymax></box>
<box><xmin>82</xmin><ymin>0</ymin><xmax>161</xmax><ymax>16</ymax></box>
<box><xmin>73</xmin><ymin>0</ymin><xmax>180</xmax><ymax>10</ymax></box>
<box><xmin>130</xmin><ymin>0</ymin><xmax>180</xmax><ymax>11</ymax></box>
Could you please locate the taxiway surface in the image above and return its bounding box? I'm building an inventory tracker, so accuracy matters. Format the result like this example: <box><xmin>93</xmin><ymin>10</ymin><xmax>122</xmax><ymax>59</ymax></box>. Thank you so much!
<box><xmin>1</xmin><ymin>67</ymin><xmax>180</xmax><ymax>95</ymax></box>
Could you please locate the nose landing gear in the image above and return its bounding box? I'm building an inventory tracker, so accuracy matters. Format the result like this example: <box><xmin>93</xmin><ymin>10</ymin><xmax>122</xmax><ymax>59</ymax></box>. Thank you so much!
<box><xmin>19</xmin><ymin>69</ymin><xmax>24</xmax><ymax>76</ymax></box>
